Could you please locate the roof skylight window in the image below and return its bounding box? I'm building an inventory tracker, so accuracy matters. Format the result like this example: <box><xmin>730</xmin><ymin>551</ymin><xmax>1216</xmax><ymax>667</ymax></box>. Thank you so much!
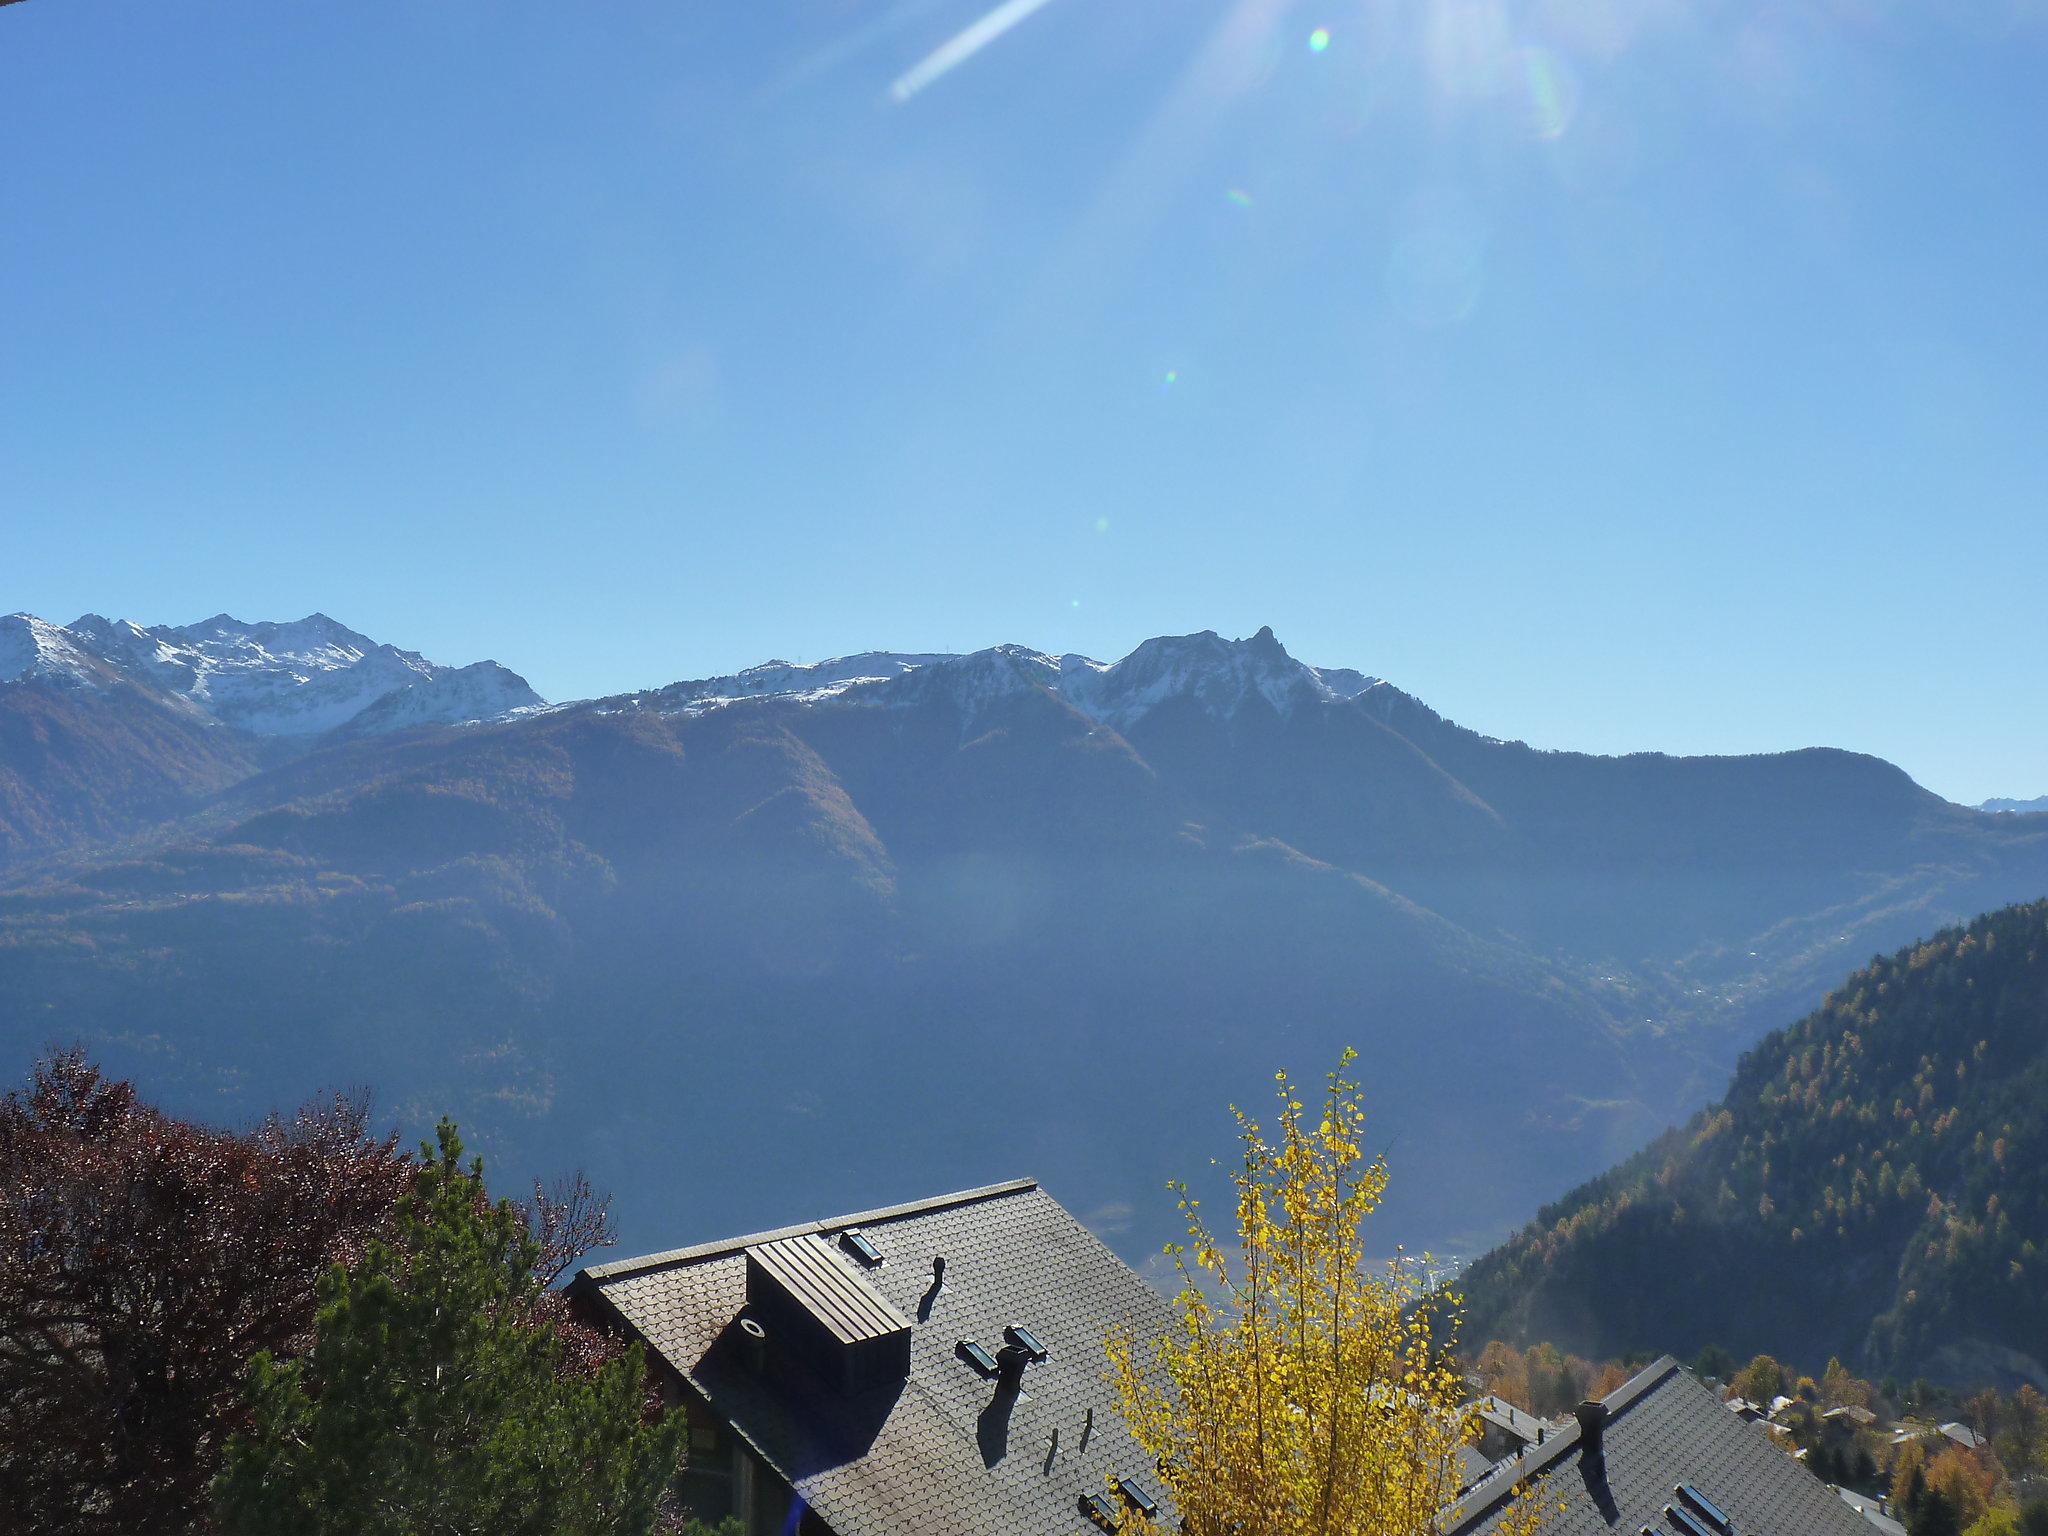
<box><xmin>839</xmin><ymin>1229</ymin><xmax>884</xmax><ymax>1267</ymax></box>
<box><xmin>1003</xmin><ymin>1323</ymin><xmax>1049</xmax><ymax>1361</ymax></box>
<box><xmin>1665</xmin><ymin>1503</ymin><xmax>1720</xmax><ymax>1536</ymax></box>
<box><xmin>956</xmin><ymin>1339</ymin><xmax>999</xmax><ymax>1377</ymax></box>
<box><xmin>1674</xmin><ymin>1485</ymin><xmax>1732</xmax><ymax>1532</ymax></box>
<box><xmin>1116</xmin><ymin>1477</ymin><xmax>1159</xmax><ymax>1518</ymax></box>
<box><xmin>1080</xmin><ymin>1492</ymin><xmax>1118</xmax><ymax>1530</ymax></box>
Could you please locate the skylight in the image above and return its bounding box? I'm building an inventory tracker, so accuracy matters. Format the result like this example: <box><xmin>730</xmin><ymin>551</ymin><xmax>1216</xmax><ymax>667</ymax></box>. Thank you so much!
<box><xmin>1665</xmin><ymin>1502</ymin><xmax>1720</xmax><ymax>1536</ymax></box>
<box><xmin>1079</xmin><ymin>1492</ymin><xmax>1118</xmax><ymax>1530</ymax></box>
<box><xmin>1003</xmin><ymin>1323</ymin><xmax>1049</xmax><ymax>1361</ymax></box>
<box><xmin>1674</xmin><ymin>1485</ymin><xmax>1733</xmax><ymax>1532</ymax></box>
<box><xmin>956</xmin><ymin>1340</ymin><xmax>999</xmax><ymax>1377</ymax></box>
<box><xmin>838</xmin><ymin>1228</ymin><xmax>884</xmax><ymax>1267</ymax></box>
<box><xmin>1116</xmin><ymin>1477</ymin><xmax>1159</xmax><ymax>1518</ymax></box>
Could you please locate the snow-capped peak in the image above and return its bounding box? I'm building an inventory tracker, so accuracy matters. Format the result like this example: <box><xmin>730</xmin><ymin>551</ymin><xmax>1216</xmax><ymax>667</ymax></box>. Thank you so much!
<box><xmin>1056</xmin><ymin>626</ymin><xmax>1338</xmax><ymax>727</ymax></box>
<box><xmin>2</xmin><ymin>611</ymin><xmax>543</xmax><ymax>737</ymax></box>
<box><xmin>0</xmin><ymin>612</ymin><xmax>108</xmax><ymax>687</ymax></box>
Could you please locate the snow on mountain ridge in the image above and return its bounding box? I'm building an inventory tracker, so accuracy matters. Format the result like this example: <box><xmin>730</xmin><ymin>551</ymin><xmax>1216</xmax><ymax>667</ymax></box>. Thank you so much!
<box><xmin>649</xmin><ymin>651</ymin><xmax>952</xmax><ymax>716</ymax></box>
<box><xmin>1056</xmin><ymin>625</ymin><xmax>1339</xmax><ymax>726</ymax></box>
<box><xmin>0</xmin><ymin>613</ymin><xmax>108</xmax><ymax>687</ymax></box>
<box><xmin>3</xmin><ymin>612</ymin><xmax>541</xmax><ymax>737</ymax></box>
<box><xmin>629</xmin><ymin>628</ymin><xmax>1386</xmax><ymax>732</ymax></box>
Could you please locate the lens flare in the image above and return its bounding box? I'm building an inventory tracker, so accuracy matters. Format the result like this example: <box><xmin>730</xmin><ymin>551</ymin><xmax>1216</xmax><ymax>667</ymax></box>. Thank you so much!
<box><xmin>1163</xmin><ymin>369</ymin><xmax>1179</xmax><ymax>387</ymax></box>
<box><xmin>1094</xmin><ymin>516</ymin><xmax>1111</xmax><ymax>533</ymax></box>
<box><xmin>1225</xmin><ymin>188</ymin><xmax>1253</xmax><ymax>209</ymax></box>
<box><xmin>1308</xmin><ymin>27</ymin><xmax>1331</xmax><ymax>53</ymax></box>
<box><xmin>1519</xmin><ymin>46</ymin><xmax>1580</xmax><ymax>140</ymax></box>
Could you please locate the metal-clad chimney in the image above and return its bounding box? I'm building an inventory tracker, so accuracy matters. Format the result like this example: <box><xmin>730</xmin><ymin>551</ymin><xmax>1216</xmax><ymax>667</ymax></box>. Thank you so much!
<box><xmin>739</xmin><ymin>1315</ymin><xmax>768</xmax><ymax>1375</ymax></box>
<box><xmin>1574</xmin><ymin>1399</ymin><xmax>1608</xmax><ymax>1457</ymax></box>
<box><xmin>995</xmin><ymin>1343</ymin><xmax>1031</xmax><ymax>1395</ymax></box>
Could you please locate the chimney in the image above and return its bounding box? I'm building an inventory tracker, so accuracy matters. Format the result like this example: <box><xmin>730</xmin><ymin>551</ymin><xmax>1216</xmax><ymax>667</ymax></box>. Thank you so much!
<box><xmin>996</xmin><ymin>1343</ymin><xmax>1032</xmax><ymax>1395</ymax></box>
<box><xmin>1574</xmin><ymin>1399</ymin><xmax>1608</xmax><ymax>1458</ymax></box>
<box><xmin>739</xmin><ymin>1315</ymin><xmax>768</xmax><ymax>1375</ymax></box>
<box><xmin>933</xmin><ymin>1256</ymin><xmax>946</xmax><ymax>1287</ymax></box>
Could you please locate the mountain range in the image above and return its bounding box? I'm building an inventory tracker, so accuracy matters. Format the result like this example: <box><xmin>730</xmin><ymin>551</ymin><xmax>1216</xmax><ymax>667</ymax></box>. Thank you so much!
<box><xmin>2</xmin><ymin>613</ymin><xmax>2046</xmax><ymax>1263</ymax></box>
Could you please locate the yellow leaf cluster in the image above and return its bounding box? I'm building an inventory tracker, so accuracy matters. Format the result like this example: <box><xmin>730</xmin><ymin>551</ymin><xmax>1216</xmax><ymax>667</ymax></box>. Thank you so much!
<box><xmin>1106</xmin><ymin>1050</ymin><xmax>1542</xmax><ymax>1536</ymax></box>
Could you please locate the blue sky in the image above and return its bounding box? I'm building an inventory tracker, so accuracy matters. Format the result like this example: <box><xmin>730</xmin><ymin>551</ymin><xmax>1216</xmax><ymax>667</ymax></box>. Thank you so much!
<box><xmin>3</xmin><ymin>0</ymin><xmax>2044</xmax><ymax>803</ymax></box>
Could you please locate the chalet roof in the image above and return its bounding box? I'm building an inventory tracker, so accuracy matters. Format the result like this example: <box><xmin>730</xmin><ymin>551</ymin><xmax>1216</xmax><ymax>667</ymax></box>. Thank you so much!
<box><xmin>1446</xmin><ymin>1358</ymin><xmax>1873</xmax><ymax>1536</ymax></box>
<box><xmin>574</xmin><ymin>1178</ymin><xmax>1175</xmax><ymax>1536</ymax></box>
<box><xmin>1939</xmin><ymin>1421</ymin><xmax>1988</xmax><ymax>1449</ymax></box>
<box><xmin>1838</xmin><ymin>1486</ymin><xmax>1909</xmax><ymax>1535</ymax></box>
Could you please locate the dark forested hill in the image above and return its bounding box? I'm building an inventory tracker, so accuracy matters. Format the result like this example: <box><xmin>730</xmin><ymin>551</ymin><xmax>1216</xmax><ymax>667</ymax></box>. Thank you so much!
<box><xmin>4</xmin><ymin>624</ymin><xmax>2047</xmax><ymax>1266</ymax></box>
<box><xmin>1459</xmin><ymin>899</ymin><xmax>2048</xmax><ymax>1387</ymax></box>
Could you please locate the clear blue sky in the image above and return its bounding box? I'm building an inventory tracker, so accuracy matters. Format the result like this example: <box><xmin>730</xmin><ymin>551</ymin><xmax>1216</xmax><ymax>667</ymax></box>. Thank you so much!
<box><xmin>4</xmin><ymin>1</ymin><xmax>2044</xmax><ymax>803</ymax></box>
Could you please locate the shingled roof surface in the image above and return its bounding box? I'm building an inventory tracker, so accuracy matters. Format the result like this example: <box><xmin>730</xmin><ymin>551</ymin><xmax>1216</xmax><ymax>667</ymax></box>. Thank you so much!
<box><xmin>579</xmin><ymin>1179</ymin><xmax>1175</xmax><ymax>1536</ymax></box>
<box><xmin>1449</xmin><ymin>1357</ymin><xmax>1872</xmax><ymax>1536</ymax></box>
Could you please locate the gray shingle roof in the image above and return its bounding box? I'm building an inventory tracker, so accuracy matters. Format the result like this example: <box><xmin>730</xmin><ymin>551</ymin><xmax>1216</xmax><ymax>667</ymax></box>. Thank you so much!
<box><xmin>1448</xmin><ymin>1358</ymin><xmax>1874</xmax><ymax>1536</ymax></box>
<box><xmin>577</xmin><ymin>1179</ymin><xmax>1175</xmax><ymax>1536</ymax></box>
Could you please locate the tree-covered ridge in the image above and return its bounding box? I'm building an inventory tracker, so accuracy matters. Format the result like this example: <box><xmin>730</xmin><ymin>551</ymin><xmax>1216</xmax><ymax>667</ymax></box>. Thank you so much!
<box><xmin>1461</xmin><ymin>898</ymin><xmax>2048</xmax><ymax>1384</ymax></box>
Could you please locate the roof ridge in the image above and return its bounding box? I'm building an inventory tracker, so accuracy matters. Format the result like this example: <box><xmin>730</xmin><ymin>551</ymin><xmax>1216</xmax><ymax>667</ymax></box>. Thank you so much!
<box><xmin>576</xmin><ymin>1177</ymin><xmax>1039</xmax><ymax>1282</ymax></box>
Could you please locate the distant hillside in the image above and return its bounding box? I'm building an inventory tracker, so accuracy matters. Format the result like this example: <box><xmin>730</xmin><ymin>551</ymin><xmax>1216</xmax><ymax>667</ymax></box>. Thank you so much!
<box><xmin>1460</xmin><ymin>899</ymin><xmax>2048</xmax><ymax>1387</ymax></box>
<box><xmin>0</xmin><ymin>681</ymin><xmax>257</xmax><ymax>867</ymax></box>
<box><xmin>1981</xmin><ymin>796</ymin><xmax>2048</xmax><ymax>816</ymax></box>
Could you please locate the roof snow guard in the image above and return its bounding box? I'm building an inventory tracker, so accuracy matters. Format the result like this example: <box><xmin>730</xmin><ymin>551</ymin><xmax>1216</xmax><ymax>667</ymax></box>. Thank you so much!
<box><xmin>745</xmin><ymin>1233</ymin><xmax>910</xmax><ymax>1395</ymax></box>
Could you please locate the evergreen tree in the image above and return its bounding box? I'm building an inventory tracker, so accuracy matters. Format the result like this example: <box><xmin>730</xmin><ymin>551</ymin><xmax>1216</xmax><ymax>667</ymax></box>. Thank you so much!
<box><xmin>1915</xmin><ymin>1487</ymin><xmax>1963</xmax><ymax>1536</ymax></box>
<box><xmin>214</xmin><ymin>1121</ymin><xmax>682</xmax><ymax>1536</ymax></box>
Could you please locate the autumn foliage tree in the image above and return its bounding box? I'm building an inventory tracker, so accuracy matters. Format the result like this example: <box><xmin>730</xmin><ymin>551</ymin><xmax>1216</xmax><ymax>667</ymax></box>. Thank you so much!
<box><xmin>1471</xmin><ymin>1340</ymin><xmax>1629</xmax><ymax>1420</ymax></box>
<box><xmin>1108</xmin><ymin>1051</ymin><xmax>1538</xmax><ymax>1536</ymax></box>
<box><xmin>0</xmin><ymin>1048</ymin><xmax>411</xmax><ymax>1535</ymax></box>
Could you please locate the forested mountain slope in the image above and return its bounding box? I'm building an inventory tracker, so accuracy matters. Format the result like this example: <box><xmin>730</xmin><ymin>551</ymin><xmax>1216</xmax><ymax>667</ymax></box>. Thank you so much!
<box><xmin>1460</xmin><ymin>899</ymin><xmax>2048</xmax><ymax>1386</ymax></box>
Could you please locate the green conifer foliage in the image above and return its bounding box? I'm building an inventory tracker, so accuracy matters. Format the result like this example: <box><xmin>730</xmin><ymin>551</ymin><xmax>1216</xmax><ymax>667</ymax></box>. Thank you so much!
<box><xmin>214</xmin><ymin>1121</ymin><xmax>682</xmax><ymax>1536</ymax></box>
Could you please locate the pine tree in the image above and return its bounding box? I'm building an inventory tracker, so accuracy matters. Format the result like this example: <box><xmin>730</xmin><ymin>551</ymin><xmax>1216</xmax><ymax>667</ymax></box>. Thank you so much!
<box><xmin>214</xmin><ymin>1121</ymin><xmax>682</xmax><ymax>1536</ymax></box>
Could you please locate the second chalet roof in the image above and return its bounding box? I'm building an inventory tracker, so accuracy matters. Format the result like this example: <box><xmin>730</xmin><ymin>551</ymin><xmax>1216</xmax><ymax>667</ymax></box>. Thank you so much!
<box><xmin>575</xmin><ymin>1178</ymin><xmax>1176</xmax><ymax>1536</ymax></box>
<box><xmin>1448</xmin><ymin>1357</ymin><xmax>1873</xmax><ymax>1536</ymax></box>
<box><xmin>1475</xmin><ymin>1395</ymin><xmax>1554</xmax><ymax>1443</ymax></box>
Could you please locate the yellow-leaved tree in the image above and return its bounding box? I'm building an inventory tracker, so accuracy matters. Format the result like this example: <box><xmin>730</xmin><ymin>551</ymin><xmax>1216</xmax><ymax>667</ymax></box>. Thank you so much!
<box><xmin>1107</xmin><ymin>1050</ymin><xmax>1540</xmax><ymax>1536</ymax></box>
